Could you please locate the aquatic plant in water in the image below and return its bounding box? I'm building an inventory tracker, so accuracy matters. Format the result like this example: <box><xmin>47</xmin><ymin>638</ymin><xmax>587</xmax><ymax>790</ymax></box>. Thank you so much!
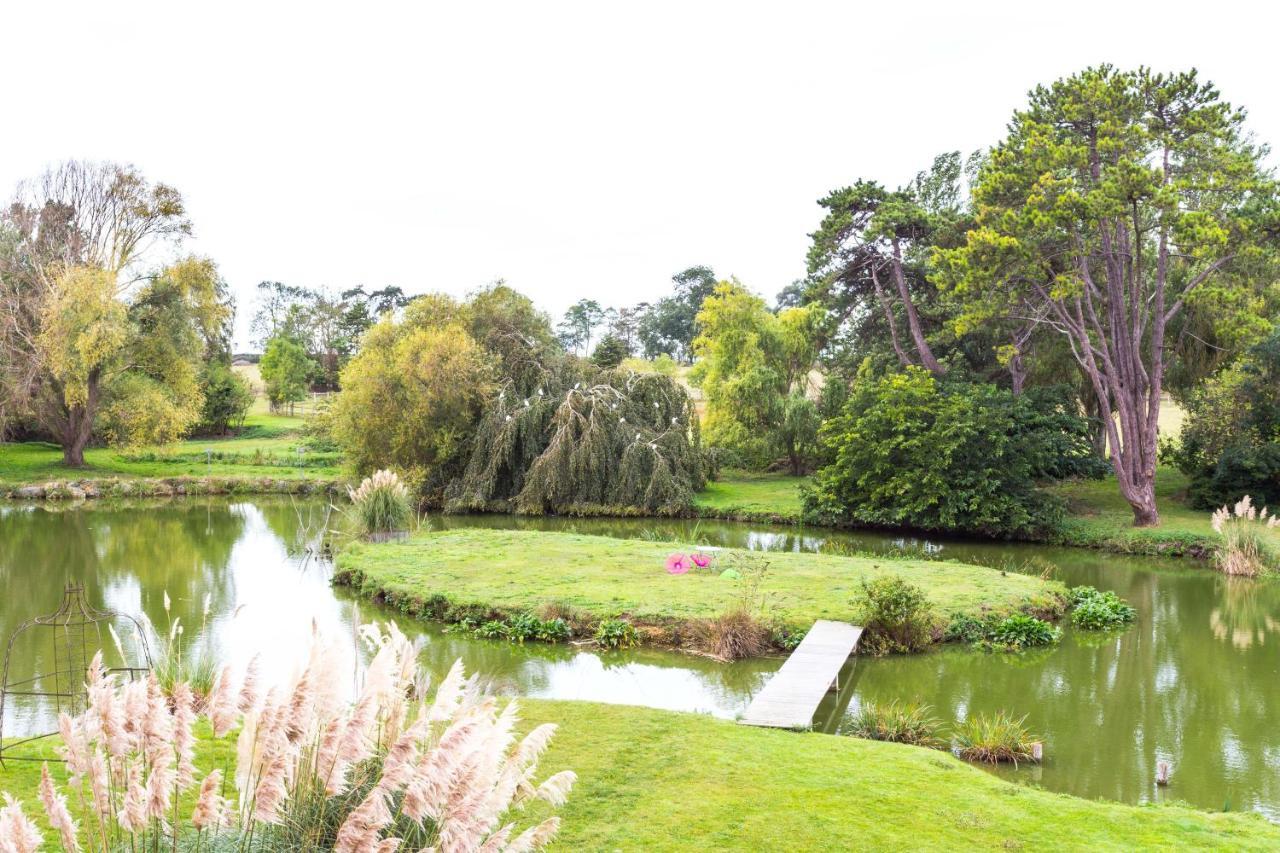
<box><xmin>0</xmin><ymin>623</ymin><xmax>574</xmax><ymax>852</ymax></box>
<box><xmin>1211</xmin><ymin>495</ymin><xmax>1279</xmax><ymax>576</ymax></box>
<box><xmin>985</xmin><ymin>614</ymin><xmax>1061</xmax><ymax>651</ymax></box>
<box><xmin>953</xmin><ymin>710</ymin><xmax>1041</xmax><ymax>766</ymax></box>
<box><xmin>1068</xmin><ymin>586</ymin><xmax>1137</xmax><ymax>630</ymax></box>
<box><xmin>847</xmin><ymin>700</ymin><xmax>944</xmax><ymax>749</ymax></box>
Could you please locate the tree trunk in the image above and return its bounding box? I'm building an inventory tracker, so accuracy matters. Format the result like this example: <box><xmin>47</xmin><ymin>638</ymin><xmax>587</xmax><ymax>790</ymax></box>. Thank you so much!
<box><xmin>62</xmin><ymin>403</ymin><xmax>93</xmax><ymax>467</ymax></box>
<box><xmin>869</xmin><ymin>264</ymin><xmax>912</xmax><ymax>368</ymax></box>
<box><xmin>889</xmin><ymin>238</ymin><xmax>945</xmax><ymax>376</ymax></box>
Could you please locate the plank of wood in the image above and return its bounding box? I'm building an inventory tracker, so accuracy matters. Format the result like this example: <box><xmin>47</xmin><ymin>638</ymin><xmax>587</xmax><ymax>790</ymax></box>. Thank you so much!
<box><xmin>739</xmin><ymin>620</ymin><xmax>863</xmax><ymax>730</ymax></box>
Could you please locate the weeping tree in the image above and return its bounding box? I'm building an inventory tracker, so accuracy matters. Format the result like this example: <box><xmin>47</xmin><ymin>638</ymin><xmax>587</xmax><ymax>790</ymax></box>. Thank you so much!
<box><xmin>447</xmin><ymin>359</ymin><xmax>703</xmax><ymax>516</ymax></box>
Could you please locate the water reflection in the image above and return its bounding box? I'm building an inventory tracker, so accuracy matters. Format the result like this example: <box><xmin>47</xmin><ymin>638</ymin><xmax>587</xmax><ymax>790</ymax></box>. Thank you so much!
<box><xmin>0</xmin><ymin>497</ymin><xmax>1277</xmax><ymax>820</ymax></box>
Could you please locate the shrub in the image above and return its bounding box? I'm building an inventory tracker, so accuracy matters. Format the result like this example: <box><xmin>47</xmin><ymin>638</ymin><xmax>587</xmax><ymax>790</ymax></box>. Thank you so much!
<box><xmin>986</xmin><ymin>614</ymin><xmax>1061</xmax><ymax>650</ymax></box>
<box><xmin>1211</xmin><ymin>495</ymin><xmax>1279</xmax><ymax>576</ymax></box>
<box><xmin>847</xmin><ymin>700</ymin><xmax>944</xmax><ymax>748</ymax></box>
<box><xmin>802</xmin><ymin>367</ymin><xmax>1074</xmax><ymax>537</ymax></box>
<box><xmin>943</xmin><ymin>612</ymin><xmax>1001</xmax><ymax>644</ymax></box>
<box><xmin>1068</xmin><ymin>586</ymin><xmax>1137</xmax><ymax>630</ymax></box>
<box><xmin>6</xmin><ymin>624</ymin><xmax>573</xmax><ymax>851</ymax></box>
<box><xmin>594</xmin><ymin>618</ymin><xmax>638</xmax><ymax>649</ymax></box>
<box><xmin>347</xmin><ymin>469</ymin><xmax>413</xmax><ymax>535</ymax></box>
<box><xmin>855</xmin><ymin>575</ymin><xmax>936</xmax><ymax>654</ymax></box>
<box><xmin>953</xmin><ymin>711</ymin><xmax>1041</xmax><ymax>765</ymax></box>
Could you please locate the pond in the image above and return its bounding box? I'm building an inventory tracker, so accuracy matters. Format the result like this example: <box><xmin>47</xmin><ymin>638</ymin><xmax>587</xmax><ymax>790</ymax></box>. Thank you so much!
<box><xmin>1</xmin><ymin>497</ymin><xmax>1277</xmax><ymax>820</ymax></box>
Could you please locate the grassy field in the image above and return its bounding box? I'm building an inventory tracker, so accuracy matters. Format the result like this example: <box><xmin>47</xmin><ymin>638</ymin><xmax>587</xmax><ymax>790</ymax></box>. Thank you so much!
<box><xmin>693</xmin><ymin>469</ymin><xmax>806</xmax><ymax>520</ymax></box>
<box><xmin>335</xmin><ymin>528</ymin><xmax>1064</xmax><ymax>641</ymax></box>
<box><xmin>4</xmin><ymin>701</ymin><xmax>1275</xmax><ymax>850</ymax></box>
<box><xmin>517</xmin><ymin>700</ymin><xmax>1280</xmax><ymax>851</ymax></box>
<box><xmin>0</xmin><ymin>402</ymin><xmax>343</xmax><ymax>493</ymax></box>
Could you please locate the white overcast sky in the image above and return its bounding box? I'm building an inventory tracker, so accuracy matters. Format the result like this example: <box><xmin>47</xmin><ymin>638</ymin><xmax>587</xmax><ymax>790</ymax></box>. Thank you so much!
<box><xmin>1</xmin><ymin>1</ymin><xmax>1277</xmax><ymax>350</ymax></box>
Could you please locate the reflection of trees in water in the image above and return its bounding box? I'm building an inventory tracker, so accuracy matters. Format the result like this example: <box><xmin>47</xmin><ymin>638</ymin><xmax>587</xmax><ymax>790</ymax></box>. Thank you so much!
<box><xmin>845</xmin><ymin>566</ymin><xmax>1280</xmax><ymax>817</ymax></box>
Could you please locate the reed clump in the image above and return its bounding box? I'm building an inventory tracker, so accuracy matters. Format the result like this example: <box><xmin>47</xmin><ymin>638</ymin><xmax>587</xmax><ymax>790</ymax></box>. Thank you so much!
<box><xmin>952</xmin><ymin>710</ymin><xmax>1040</xmax><ymax>766</ymax></box>
<box><xmin>847</xmin><ymin>700</ymin><xmax>944</xmax><ymax>749</ymax></box>
<box><xmin>1211</xmin><ymin>495</ymin><xmax>1279</xmax><ymax>576</ymax></box>
<box><xmin>348</xmin><ymin>469</ymin><xmax>413</xmax><ymax>536</ymax></box>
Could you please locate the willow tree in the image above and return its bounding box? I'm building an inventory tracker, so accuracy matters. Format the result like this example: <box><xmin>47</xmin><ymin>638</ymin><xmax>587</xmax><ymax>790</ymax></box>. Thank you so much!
<box><xmin>941</xmin><ymin>67</ymin><xmax>1280</xmax><ymax>526</ymax></box>
<box><xmin>447</xmin><ymin>360</ymin><xmax>703</xmax><ymax>516</ymax></box>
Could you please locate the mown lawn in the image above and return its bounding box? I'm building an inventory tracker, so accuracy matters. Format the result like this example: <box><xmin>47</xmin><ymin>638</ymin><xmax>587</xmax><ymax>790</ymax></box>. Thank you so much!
<box><xmin>0</xmin><ymin>409</ymin><xmax>342</xmax><ymax>487</ymax></box>
<box><xmin>692</xmin><ymin>468</ymin><xmax>806</xmax><ymax>519</ymax></box>
<box><xmin>5</xmin><ymin>702</ymin><xmax>1275</xmax><ymax>850</ymax></box>
<box><xmin>517</xmin><ymin>700</ymin><xmax>1277</xmax><ymax>851</ymax></box>
<box><xmin>336</xmin><ymin>528</ymin><xmax>1063</xmax><ymax>630</ymax></box>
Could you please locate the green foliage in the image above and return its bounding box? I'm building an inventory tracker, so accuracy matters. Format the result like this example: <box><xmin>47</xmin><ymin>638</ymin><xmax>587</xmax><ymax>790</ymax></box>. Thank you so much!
<box><xmin>558</xmin><ymin>298</ymin><xmax>606</xmax><ymax>354</ymax></box>
<box><xmin>847</xmin><ymin>700</ymin><xmax>944</xmax><ymax>749</ymax></box>
<box><xmin>1174</xmin><ymin>329</ymin><xmax>1280</xmax><ymax>508</ymax></box>
<box><xmin>593</xmin><ymin>618</ymin><xmax>638</xmax><ymax>649</ymax></box>
<box><xmin>637</xmin><ymin>265</ymin><xmax>718</xmax><ymax>361</ymax></box>
<box><xmin>803</xmin><ymin>367</ymin><xmax>1073</xmax><ymax>536</ymax></box>
<box><xmin>330</xmin><ymin>298</ymin><xmax>492</xmax><ymax>496</ymax></box>
<box><xmin>953</xmin><ymin>711</ymin><xmax>1041</xmax><ymax>765</ymax></box>
<box><xmin>260</xmin><ymin>333</ymin><xmax>316</xmax><ymax>411</ymax></box>
<box><xmin>448</xmin><ymin>360</ymin><xmax>704</xmax><ymax>516</ymax></box>
<box><xmin>590</xmin><ymin>333</ymin><xmax>629</xmax><ymax>368</ymax></box>
<box><xmin>690</xmin><ymin>281</ymin><xmax>821</xmax><ymax>470</ymax></box>
<box><xmin>855</xmin><ymin>575</ymin><xmax>936</xmax><ymax>654</ymax></box>
<box><xmin>985</xmin><ymin>614</ymin><xmax>1061</xmax><ymax>650</ymax></box>
<box><xmin>195</xmin><ymin>361</ymin><xmax>254</xmax><ymax>435</ymax></box>
<box><xmin>1068</xmin><ymin>586</ymin><xmax>1137</xmax><ymax>629</ymax></box>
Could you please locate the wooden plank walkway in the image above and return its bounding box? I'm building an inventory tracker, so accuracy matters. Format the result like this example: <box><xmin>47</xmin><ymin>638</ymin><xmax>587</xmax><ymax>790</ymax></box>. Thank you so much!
<box><xmin>739</xmin><ymin>620</ymin><xmax>863</xmax><ymax>730</ymax></box>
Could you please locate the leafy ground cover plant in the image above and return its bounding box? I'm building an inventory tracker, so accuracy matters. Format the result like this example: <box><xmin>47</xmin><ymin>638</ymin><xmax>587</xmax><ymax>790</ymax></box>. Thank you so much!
<box><xmin>984</xmin><ymin>614</ymin><xmax>1061</xmax><ymax>651</ymax></box>
<box><xmin>0</xmin><ymin>623</ymin><xmax>573</xmax><ymax>852</ymax></box>
<box><xmin>1068</xmin><ymin>586</ymin><xmax>1137</xmax><ymax>630</ymax></box>
<box><xmin>593</xmin><ymin>619</ymin><xmax>638</xmax><ymax>649</ymax></box>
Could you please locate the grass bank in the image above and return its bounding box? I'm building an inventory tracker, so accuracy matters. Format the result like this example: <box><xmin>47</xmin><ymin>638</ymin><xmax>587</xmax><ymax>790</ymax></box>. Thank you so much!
<box><xmin>0</xmin><ymin>407</ymin><xmax>345</xmax><ymax>500</ymax></box>
<box><xmin>6</xmin><ymin>701</ymin><xmax>1274</xmax><ymax>850</ymax></box>
<box><xmin>516</xmin><ymin>700</ymin><xmax>1280</xmax><ymax>851</ymax></box>
<box><xmin>693</xmin><ymin>467</ymin><xmax>1245</xmax><ymax>560</ymax></box>
<box><xmin>334</xmin><ymin>528</ymin><xmax>1064</xmax><ymax>652</ymax></box>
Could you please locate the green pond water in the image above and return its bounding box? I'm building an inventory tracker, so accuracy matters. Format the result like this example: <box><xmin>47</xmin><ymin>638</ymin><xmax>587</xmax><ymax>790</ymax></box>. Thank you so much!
<box><xmin>1</xmin><ymin>497</ymin><xmax>1277</xmax><ymax>820</ymax></box>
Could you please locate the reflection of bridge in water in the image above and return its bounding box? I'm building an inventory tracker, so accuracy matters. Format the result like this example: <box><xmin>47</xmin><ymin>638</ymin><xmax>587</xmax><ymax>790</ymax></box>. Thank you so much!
<box><xmin>739</xmin><ymin>620</ymin><xmax>863</xmax><ymax>730</ymax></box>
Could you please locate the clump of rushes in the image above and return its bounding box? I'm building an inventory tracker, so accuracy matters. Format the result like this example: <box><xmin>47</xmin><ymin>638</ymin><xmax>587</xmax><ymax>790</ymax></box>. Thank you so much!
<box><xmin>1211</xmin><ymin>495</ymin><xmax>1279</xmax><ymax>576</ymax></box>
<box><xmin>2</xmin><ymin>623</ymin><xmax>574</xmax><ymax>852</ymax></box>
<box><xmin>847</xmin><ymin>700</ymin><xmax>944</xmax><ymax>749</ymax></box>
<box><xmin>594</xmin><ymin>618</ymin><xmax>638</xmax><ymax>649</ymax></box>
<box><xmin>984</xmin><ymin>614</ymin><xmax>1060</xmax><ymax>651</ymax></box>
<box><xmin>699</xmin><ymin>610</ymin><xmax>771</xmax><ymax>661</ymax></box>
<box><xmin>1068</xmin><ymin>586</ymin><xmax>1137</xmax><ymax>630</ymax></box>
<box><xmin>347</xmin><ymin>468</ymin><xmax>413</xmax><ymax>536</ymax></box>
<box><xmin>953</xmin><ymin>711</ymin><xmax>1041</xmax><ymax>765</ymax></box>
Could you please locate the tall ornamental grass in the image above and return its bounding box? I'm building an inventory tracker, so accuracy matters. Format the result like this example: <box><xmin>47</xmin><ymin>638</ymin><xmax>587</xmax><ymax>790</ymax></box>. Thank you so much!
<box><xmin>952</xmin><ymin>711</ymin><xmax>1040</xmax><ymax>766</ymax></box>
<box><xmin>348</xmin><ymin>469</ymin><xmax>413</xmax><ymax>536</ymax></box>
<box><xmin>1211</xmin><ymin>495</ymin><xmax>1279</xmax><ymax>576</ymax></box>
<box><xmin>0</xmin><ymin>623</ymin><xmax>573</xmax><ymax>852</ymax></box>
<box><xmin>137</xmin><ymin>590</ymin><xmax>219</xmax><ymax>705</ymax></box>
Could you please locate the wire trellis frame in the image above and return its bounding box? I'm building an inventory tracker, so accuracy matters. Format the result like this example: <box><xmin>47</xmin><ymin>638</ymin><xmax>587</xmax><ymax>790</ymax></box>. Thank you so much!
<box><xmin>0</xmin><ymin>583</ymin><xmax>152</xmax><ymax>766</ymax></box>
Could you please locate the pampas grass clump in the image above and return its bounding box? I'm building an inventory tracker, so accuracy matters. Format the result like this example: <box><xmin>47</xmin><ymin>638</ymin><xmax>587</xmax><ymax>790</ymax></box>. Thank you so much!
<box><xmin>0</xmin><ymin>623</ymin><xmax>573</xmax><ymax>852</ymax></box>
<box><xmin>1211</xmin><ymin>495</ymin><xmax>1279</xmax><ymax>576</ymax></box>
<box><xmin>349</xmin><ymin>469</ymin><xmax>413</xmax><ymax>536</ymax></box>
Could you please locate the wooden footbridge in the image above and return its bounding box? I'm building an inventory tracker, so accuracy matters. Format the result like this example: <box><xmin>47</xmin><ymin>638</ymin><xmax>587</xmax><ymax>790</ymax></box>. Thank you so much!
<box><xmin>739</xmin><ymin>620</ymin><xmax>863</xmax><ymax>730</ymax></box>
